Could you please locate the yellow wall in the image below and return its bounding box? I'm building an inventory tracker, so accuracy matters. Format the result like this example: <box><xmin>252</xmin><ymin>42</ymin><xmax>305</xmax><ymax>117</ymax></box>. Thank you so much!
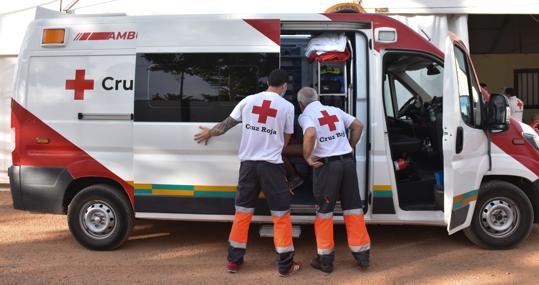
<box><xmin>471</xmin><ymin>53</ymin><xmax>539</xmax><ymax>122</ymax></box>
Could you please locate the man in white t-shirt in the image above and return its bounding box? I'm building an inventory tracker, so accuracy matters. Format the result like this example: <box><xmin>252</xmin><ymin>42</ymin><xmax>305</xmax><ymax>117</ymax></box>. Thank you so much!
<box><xmin>504</xmin><ymin>87</ymin><xmax>524</xmax><ymax>122</ymax></box>
<box><xmin>194</xmin><ymin>69</ymin><xmax>301</xmax><ymax>277</ymax></box>
<box><xmin>297</xmin><ymin>87</ymin><xmax>371</xmax><ymax>274</ymax></box>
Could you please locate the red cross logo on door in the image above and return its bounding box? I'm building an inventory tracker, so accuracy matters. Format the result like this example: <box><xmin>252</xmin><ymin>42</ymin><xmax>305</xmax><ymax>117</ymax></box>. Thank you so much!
<box><xmin>252</xmin><ymin>100</ymin><xmax>278</xmax><ymax>124</ymax></box>
<box><xmin>65</xmin><ymin>69</ymin><xmax>94</xmax><ymax>100</ymax></box>
<box><xmin>318</xmin><ymin>110</ymin><xmax>339</xmax><ymax>131</ymax></box>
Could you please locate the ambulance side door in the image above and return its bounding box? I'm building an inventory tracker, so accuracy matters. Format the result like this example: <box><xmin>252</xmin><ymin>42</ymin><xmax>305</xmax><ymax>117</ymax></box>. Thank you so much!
<box><xmin>442</xmin><ymin>34</ymin><xmax>490</xmax><ymax>234</ymax></box>
<box><xmin>132</xmin><ymin>18</ymin><xmax>280</xmax><ymax>215</ymax></box>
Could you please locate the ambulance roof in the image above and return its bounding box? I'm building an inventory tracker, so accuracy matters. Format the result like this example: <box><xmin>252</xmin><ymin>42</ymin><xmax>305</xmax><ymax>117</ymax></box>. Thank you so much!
<box><xmin>22</xmin><ymin>11</ymin><xmax>442</xmax><ymax>59</ymax></box>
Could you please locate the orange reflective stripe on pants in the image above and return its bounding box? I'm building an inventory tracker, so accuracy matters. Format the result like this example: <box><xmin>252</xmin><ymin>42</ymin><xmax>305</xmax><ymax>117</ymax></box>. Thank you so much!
<box><xmin>271</xmin><ymin>210</ymin><xmax>294</xmax><ymax>253</ymax></box>
<box><xmin>229</xmin><ymin>207</ymin><xmax>254</xmax><ymax>248</ymax></box>
<box><xmin>343</xmin><ymin>209</ymin><xmax>371</xmax><ymax>252</ymax></box>
<box><xmin>315</xmin><ymin>212</ymin><xmax>334</xmax><ymax>255</ymax></box>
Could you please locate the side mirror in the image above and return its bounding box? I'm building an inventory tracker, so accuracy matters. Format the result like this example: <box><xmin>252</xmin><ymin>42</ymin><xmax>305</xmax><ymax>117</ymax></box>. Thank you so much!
<box><xmin>486</xmin><ymin>93</ymin><xmax>510</xmax><ymax>132</ymax></box>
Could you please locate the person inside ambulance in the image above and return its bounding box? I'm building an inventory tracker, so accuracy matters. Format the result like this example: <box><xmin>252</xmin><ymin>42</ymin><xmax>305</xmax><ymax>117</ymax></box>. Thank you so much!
<box><xmin>193</xmin><ymin>69</ymin><xmax>301</xmax><ymax>277</ymax></box>
<box><xmin>504</xmin><ymin>87</ymin><xmax>524</xmax><ymax>122</ymax></box>
<box><xmin>297</xmin><ymin>87</ymin><xmax>370</xmax><ymax>273</ymax></box>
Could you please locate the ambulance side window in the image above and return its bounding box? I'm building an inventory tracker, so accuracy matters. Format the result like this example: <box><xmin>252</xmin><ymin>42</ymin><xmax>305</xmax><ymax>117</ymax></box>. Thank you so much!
<box><xmin>134</xmin><ymin>53</ymin><xmax>278</xmax><ymax>122</ymax></box>
<box><xmin>394</xmin><ymin>80</ymin><xmax>415</xmax><ymax>111</ymax></box>
<box><xmin>454</xmin><ymin>46</ymin><xmax>482</xmax><ymax>127</ymax></box>
<box><xmin>383</xmin><ymin>75</ymin><xmax>395</xmax><ymax>117</ymax></box>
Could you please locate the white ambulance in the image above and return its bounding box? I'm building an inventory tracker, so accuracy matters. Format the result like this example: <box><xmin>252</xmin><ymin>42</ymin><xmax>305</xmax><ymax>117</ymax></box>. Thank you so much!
<box><xmin>9</xmin><ymin>8</ymin><xmax>539</xmax><ymax>251</ymax></box>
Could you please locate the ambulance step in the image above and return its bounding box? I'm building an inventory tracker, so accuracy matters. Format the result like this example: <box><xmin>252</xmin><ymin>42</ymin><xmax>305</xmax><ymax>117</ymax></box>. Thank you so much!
<box><xmin>259</xmin><ymin>225</ymin><xmax>301</xmax><ymax>238</ymax></box>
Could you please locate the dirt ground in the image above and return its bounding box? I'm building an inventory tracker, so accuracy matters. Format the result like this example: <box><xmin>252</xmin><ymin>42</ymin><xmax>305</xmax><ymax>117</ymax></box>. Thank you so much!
<box><xmin>1</xmin><ymin>189</ymin><xmax>539</xmax><ymax>285</ymax></box>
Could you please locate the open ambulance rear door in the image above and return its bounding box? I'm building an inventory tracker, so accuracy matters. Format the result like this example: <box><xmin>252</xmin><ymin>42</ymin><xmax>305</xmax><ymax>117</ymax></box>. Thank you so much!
<box><xmin>442</xmin><ymin>33</ymin><xmax>490</xmax><ymax>234</ymax></box>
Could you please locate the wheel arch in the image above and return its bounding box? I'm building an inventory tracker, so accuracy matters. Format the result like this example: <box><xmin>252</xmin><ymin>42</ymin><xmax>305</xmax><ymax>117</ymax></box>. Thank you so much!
<box><xmin>481</xmin><ymin>175</ymin><xmax>539</xmax><ymax>223</ymax></box>
<box><xmin>63</xmin><ymin>177</ymin><xmax>132</xmax><ymax>213</ymax></box>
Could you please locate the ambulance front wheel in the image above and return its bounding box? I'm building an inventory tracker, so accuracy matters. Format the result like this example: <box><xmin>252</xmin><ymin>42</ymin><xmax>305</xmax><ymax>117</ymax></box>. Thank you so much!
<box><xmin>67</xmin><ymin>184</ymin><xmax>134</xmax><ymax>250</ymax></box>
<box><xmin>464</xmin><ymin>180</ymin><xmax>534</xmax><ymax>249</ymax></box>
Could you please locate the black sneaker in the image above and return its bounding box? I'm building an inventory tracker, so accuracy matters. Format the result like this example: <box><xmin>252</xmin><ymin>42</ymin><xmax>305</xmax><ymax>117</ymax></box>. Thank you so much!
<box><xmin>310</xmin><ymin>256</ymin><xmax>333</xmax><ymax>274</ymax></box>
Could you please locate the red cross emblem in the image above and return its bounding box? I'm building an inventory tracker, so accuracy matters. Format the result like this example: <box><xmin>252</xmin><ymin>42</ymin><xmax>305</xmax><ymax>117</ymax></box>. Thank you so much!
<box><xmin>252</xmin><ymin>100</ymin><xmax>278</xmax><ymax>123</ymax></box>
<box><xmin>66</xmin><ymin>69</ymin><xmax>94</xmax><ymax>100</ymax></box>
<box><xmin>318</xmin><ymin>110</ymin><xmax>339</xmax><ymax>131</ymax></box>
<box><xmin>517</xmin><ymin>99</ymin><xmax>524</xmax><ymax>110</ymax></box>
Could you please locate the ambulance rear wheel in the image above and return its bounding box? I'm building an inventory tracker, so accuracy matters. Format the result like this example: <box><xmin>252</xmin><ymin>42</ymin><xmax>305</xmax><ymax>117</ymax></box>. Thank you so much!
<box><xmin>464</xmin><ymin>180</ymin><xmax>533</xmax><ymax>249</ymax></box>
<box><xmin>67</xmin><ymin>184</ymin><xmax>134</xmax><ymax>250</ymax></box>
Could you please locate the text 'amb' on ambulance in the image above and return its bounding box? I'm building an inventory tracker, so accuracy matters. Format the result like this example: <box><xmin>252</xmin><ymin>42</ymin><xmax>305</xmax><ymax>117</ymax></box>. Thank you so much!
<box><xmin>8</xmin><ymin>4</ymin><xmax>539</xmax><ymax>250</ymax></box>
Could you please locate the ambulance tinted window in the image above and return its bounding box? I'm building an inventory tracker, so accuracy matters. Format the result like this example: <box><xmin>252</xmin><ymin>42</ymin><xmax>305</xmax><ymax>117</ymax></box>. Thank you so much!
<box><xmin>135</xmin><ymin>53</ymin><xmax>279</xmax><ymax>122</ymax></box>
<box><xmin>454</xmin><ymin>46</ymin><xmax>482</xmax><ymax>127</ymax></box>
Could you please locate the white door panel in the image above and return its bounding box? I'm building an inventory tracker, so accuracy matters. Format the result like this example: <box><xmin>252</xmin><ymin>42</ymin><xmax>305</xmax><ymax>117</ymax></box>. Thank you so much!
<box><xmin>134</xmin><ymin>123</ymin><xmax>241</xmax><ymax>186</ymax></box>
<box><xmin>442</xmin><ymin>35</ymin><xmax>489</xmax><ymax>234</ymax></box>
<box><xmin>26</xmin><ymin>55</ymin><xmax>134</xmax><ymax>181</ymax></box>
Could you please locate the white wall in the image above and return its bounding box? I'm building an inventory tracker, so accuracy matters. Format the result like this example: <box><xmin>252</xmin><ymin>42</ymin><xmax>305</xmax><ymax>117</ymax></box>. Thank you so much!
<box><xmin>472</xmin><ymin>53</ymin><xmax>539</xmax><ymax>123</ymax></box>
<box><xmin>0</xmin><ymin>56</ymin><xmax>17</xmax><ymax>183</ymax></box>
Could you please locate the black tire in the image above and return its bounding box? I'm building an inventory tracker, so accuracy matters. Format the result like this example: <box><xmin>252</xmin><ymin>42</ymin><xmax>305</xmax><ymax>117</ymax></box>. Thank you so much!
<box><xmin>464</xmin><ymin>180</ymin><xmax>534</xmax><ymax>249</ymax></box>
<box><xmin>67</xmin><ymin>184</ymin><xmax>134</xmax><ymax>250</ymax></box>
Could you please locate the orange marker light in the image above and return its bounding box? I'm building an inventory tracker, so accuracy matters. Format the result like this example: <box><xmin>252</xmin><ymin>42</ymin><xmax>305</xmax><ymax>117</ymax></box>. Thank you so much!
<box><xmin>35</xmin><ymin>137</ymin><xmax>50</xmax><ymax>144</ymax></box>
<box><xmin>42</xmin><ymin>29</ymin><xmax>65</xmax><ymax>45</ymax></box>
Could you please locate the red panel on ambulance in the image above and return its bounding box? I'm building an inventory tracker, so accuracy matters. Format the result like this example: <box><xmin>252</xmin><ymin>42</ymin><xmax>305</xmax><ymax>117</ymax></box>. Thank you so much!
<box><xmin>10</xmin><ymin>99</ymin><xmax>134</xmax><ymax>204</ymax></box>
<box><xmin>323</xmin><ymin>13</ymin><xmax>443</xmax><ymax>59</ymax></box>
<box><xmin>492</xmin><ymin>118</ymin><xmax>539</xmax><ymax>177</ymax></box>
<box><xmin>243</xmin><ymin>19</ymin><xmax>280</xmax><ymax>46</ymax></box>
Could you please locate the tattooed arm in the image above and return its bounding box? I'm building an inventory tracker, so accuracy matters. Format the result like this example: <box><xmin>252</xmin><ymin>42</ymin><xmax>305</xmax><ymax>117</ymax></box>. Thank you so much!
<box><xmin>194</xmin><ymin>116</ymin><xmax>240</xmax><ymax>145</ymax></box>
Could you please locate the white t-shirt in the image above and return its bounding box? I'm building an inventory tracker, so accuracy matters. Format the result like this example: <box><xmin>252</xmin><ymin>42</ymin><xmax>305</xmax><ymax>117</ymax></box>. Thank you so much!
<box><xmin>298</xmin><ymin>101</ymin><xmax>355</xmax><ymax>158</ymax></box>
<box><xmin>506</xmin><ymin>96</ymin><xmax>524</xmax><ymax>122</ymax></box>
<box><xmin>229</xmin><ymin>91</ymin><xmax>294</xmax><ymax>164</ymax></box>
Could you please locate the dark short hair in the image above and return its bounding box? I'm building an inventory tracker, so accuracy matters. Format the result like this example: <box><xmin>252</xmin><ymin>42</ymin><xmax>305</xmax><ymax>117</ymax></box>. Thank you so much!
<box><xmin>268</xmin><ymin>69</ymin><xmax>289</xmax><ymax>87</ymax></box>
<box><xmin>505</xmin><ymin>87</ymin><xmax>514</xmax><ymax>96</ymax></box>
<box><xmin>480</xmin><ymin>82</ymin><xmax>487</xmax><ymax>88</ymax></box>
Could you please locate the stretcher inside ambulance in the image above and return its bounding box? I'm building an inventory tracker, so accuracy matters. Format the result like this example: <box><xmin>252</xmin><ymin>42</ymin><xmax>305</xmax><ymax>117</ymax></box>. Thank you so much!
<box><xmin>8</xmin><ymin>9</ymin><xmax>539</xmax><ymax>251</ymax></box>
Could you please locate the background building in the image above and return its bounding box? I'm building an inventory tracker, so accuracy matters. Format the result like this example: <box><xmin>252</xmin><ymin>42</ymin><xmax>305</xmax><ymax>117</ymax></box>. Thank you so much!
<box><xmin>1</xmin><ymin>0</ymin><xmax>538</xmax><ymax>182</ymax></box>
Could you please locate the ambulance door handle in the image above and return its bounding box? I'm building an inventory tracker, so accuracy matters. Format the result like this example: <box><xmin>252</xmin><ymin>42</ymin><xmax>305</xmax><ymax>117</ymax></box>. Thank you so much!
<box><xmin>78</xmin><ymin>113</ymin><xmax>134</xmax><ymax>120</ymax></box>
<box><xmin>455</xmin><ymin>126</ymin><xmax>463</xmax><ymax>154</ymax></box>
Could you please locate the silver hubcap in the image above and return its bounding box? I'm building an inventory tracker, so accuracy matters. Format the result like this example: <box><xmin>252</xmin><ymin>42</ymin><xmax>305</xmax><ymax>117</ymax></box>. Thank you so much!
<box><xmin>480</xmin><ymin>197</ymin><xmax>519</xmax><ymax>238</ymax></box>
<box><xmin>80</xmin><ymin>200</ymin><xmax>116</xmax><ymax>239</ymax></box>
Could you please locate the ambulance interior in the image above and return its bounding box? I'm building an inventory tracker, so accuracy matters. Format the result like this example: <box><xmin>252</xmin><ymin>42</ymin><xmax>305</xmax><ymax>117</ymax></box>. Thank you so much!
<box><xmin>279</xmin><ymin>31</ymin><xmax>361</xmax><ymax>212</ymax></box>
<box><xmin>278</xmin><ymin>30</ymin><xmax>445</xmax><ymax>213</ymax></box>
<box><xmin>382</xmin><ymin>53</ymin><xmax>445</xmax><ymax>211</ymax></box>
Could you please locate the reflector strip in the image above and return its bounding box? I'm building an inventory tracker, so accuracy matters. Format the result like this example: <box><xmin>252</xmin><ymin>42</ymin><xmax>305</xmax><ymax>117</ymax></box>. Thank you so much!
<box><xmin>317</xmin><ymin>248</ymin><xmax>335</xmax><ymax>255</ymax></box>
<box><xmin>453</xmin><ymin>189</ymin><xmax>479</xmax><ymax>209</ymax></box>
<box><xmin>89</xmin><ymin>32</ymin><xmax>113</xmax><ymax>40</ymax></box>
<box><xmin>133</xmin><ymin>183</ymin><xmax>259</xmax><ymax>198</ymax></box>
<box><xmin>79</xmin><ymin>32</ymin><xmax>91</xmax><ymax>41</ymax></box>
<box><xmin>275</xmin><ymin>245</ymin><xmax>295</xmax><ymax>253</ymax></box>
<box><xmin>343</xmin><ymin>208</ymin><xmax>363</xmax><ymax>215</ymax></box>
<box><xmin>228</xmin><ymin>240</ymin><xmax>247</xmax><ymax>249</ymax></box>
<box><xmin>350</xmin><ymin>244</ymin><xmax>371</xmax><ymax>252</ymax></box>
<box><xmin>235</xmin><ymin>206</ymin><xmax>255</xmax><ymax>214</ymax></box>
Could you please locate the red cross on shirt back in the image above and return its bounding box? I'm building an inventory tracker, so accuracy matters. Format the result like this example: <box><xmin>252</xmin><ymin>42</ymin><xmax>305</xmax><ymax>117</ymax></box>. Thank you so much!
<box><xmin>517</xmin><ymin>99</ymin><xmax>524</xmax><ymax>110</ymax></box>
<box><xmin>66</xmin><ymin>69</ymin><xmax>94</xmax><ymax>100</ymax></box>
<box><xmin>252</xmin><ymin>100</ymin><xmax>278</xmax><ymax>124</ymax></box>
<box><xmin>318</xmin><ymin>110</ymin><xmax>339</xmax><ymax>131</ymax></box>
